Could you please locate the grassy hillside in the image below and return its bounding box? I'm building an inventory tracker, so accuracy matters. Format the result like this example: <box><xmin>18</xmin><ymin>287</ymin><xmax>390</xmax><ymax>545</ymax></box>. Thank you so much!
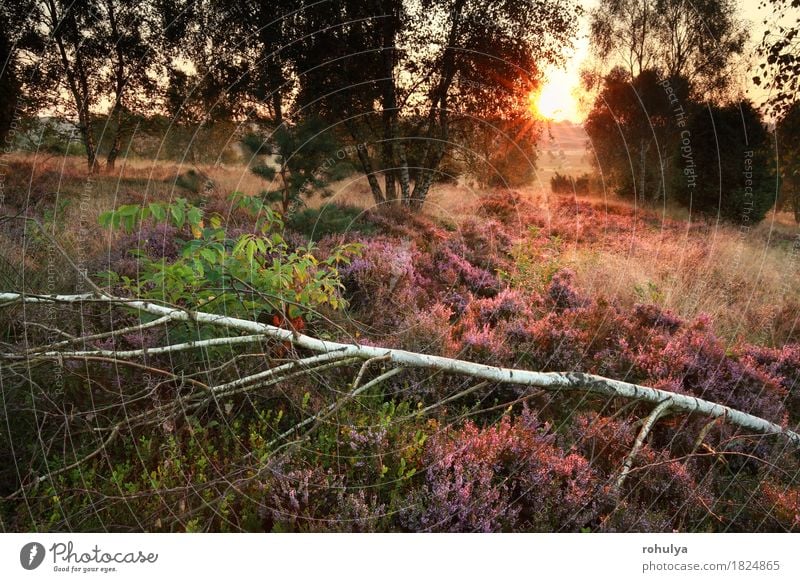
<box><xmin>2</xmin><ymin>153</ymin><xmax>799</xmax><ymax>532</ymax></box>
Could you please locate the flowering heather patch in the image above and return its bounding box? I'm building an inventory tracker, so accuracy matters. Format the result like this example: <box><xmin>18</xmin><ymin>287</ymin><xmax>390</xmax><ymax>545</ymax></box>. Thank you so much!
<box><xmin>497</xmin><ymin>311</ymin><xmax>587</xmax><ymax>372</ymax></box>
<box><xmin>458</xmin><ymin>323</ymin><xmax>511</xmax><ymax>365</ymax></box>
<box><xmin>546</xmin><ymin>268</ymin><xmax>586</xmax><ymax>310</ymax></box>
<box><xmin>742</xmin><ymin>344</ymin><xmax>800</xmax><ymax>423</ymax></box>
<box><xmin>338</xmin><ymin>236</ymin><xmax>421</xmax><ymax>323</ymax></box>
<box><xmin>427</xmin><ymin>244</ymin><xmax>502</xmax><ymax>297</ymax></box>
<box><xmin>631</xmin><ymin>303</ymin><xmax>684</xmax><ymax>333</ymax></box>
<box><xmin>0</xmin><ymin>160</ymin><xmax>64</xmax><ymax>213</ymax></box>
<box><xmin>474</xmin><ymin>189</ymin><xmax>539</xmax><ymax>225</ymax></box>
<box><xmin>362</xmin><ymin>206</ymin><xmax>450</xmax><ymax>250</ymax></box>
<box><xmin>632</xmin><ymin>318</ymin><xmax>788</xmax><ymax>424</ymax></box>
<box><xmin>762</xmin><ymin>481</ymin><xmax>800</xmax><ymax>532</ymax></box>
<box><xmin>403</xmin><ymin>411</ymin><xmax>605</xmax><ymax>532</ymax></box>
<box><xmin>398</xmin><ymin>302</ymin><xmax>459</xmax><ymax>356</ymax></box>
<box><xmin>466</xmin><ymin>288</ymin><xmax>532</xmax><ymax>327</ymax></box>
<box><xmin>440</xmin><ymin>289</ymin><xmax>471</xmax><ymax>318</ymax></box>
<box><xmin>572</xmin><ymin>412</ymin><xmax>713</xmax><ymax>532</ymax></box>
<box><xmin>455</xmin><ymin>217</ymin><xmax>513</xmax><ymax>271</ymax></box>
<box><xmin>99</xmin><ymin>221</ymin><xmax>182</xmax><ymax>280</ymax></box>
<box><xmin>262</xmin><ymin>464</ymin><xmax>385</xmax><ymax>532</ymax></box>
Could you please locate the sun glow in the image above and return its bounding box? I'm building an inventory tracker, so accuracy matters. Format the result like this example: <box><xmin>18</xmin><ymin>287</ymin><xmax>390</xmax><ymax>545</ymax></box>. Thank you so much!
<box><xmin>530</xmin><ymin>68</ymin><xmax>581</xmax><ymax>122</ymax></box>
<box><xmin>529</xmin><ymin>31</ymin><xmax>590</xmax><ymax>123</ymax></box>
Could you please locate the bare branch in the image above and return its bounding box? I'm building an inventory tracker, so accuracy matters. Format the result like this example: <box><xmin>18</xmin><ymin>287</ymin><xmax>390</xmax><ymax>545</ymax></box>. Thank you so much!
<box><xmin>24</xmin><ymin>314</ymin><xmax>175</xmax><ymax>354</ymax></box>
<box><xmin>352</xmin><ymin>355</ymin><xmax>391</xmax><ymax>390</ymax></box>
<box><xmin>4</xmin><ymin>426</ymin><xmax>120</xmax><ymax>501</ymax></box>
<box><xmin>615</xmin><ymin>399</ymin><xmax>672</xmax><ymax>493</ymax></box>
<box><xmin>10</xmin><ymin>334</ymin><xmax>268</xmax><ymax>360</ymax></box>
<box><xmin>267</xmin><ymin>367</ymin><xmax>404</xmax><ymax>449</ymax></box>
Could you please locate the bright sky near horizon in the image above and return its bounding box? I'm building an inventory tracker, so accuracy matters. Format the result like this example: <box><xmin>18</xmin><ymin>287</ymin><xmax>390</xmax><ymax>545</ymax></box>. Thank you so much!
<box><xmin>535</xmin><ymin>0</ymin><xmax>791</xmax><ymax>124</ymax></box>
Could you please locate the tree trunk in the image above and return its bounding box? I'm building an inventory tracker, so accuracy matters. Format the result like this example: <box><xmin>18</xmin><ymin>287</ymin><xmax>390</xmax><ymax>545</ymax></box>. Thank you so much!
<box><xmin>410</xmin><ymin>146</ymin><xmax>444</xmax><ymax>210</ymax></box>
<box><xmin>105</xmin><ymin>105</ymin><xmax>122</xmax><ymax>171</ymax></box>
<box><xmin>356</xmin><ymin>145</ymin><xmax>386</xmax><ymax>205</ymax></box>
<box><xmin>48</xmin><ymin>0</ymin><xmax>97</xmax><ymax>173</ymax></box>
<box><xmin>397</xmin><ymin>141</ymin><xmax>411</xmax><ymax>203</ymax></box>
<box><xmin>346</xmin><ymin>119</ymin><xmax>384</xmax><ymax>205</ymax></box>
<box><xmin>380</xmin><ymin>4</ymin><xmax>399</xmax><ymax>203</ymax></box>
<box><xmin>105</xmin><ymin>0</ymin><xmax>124</xmax><ymax>172</ymax></box>
<box><xmin>384</xmin><ymin>166</ymin><xmax>397</xmax><ymax>201</ymax></box>
<box><xmin>0</xmin><ymin>28</ymin><xmax>19</xmax><ymax>148</ymax></box>
<box><xmin>793</xmin><ymin>189</ymin><xmax>800</xmax><ymax>224</ymax></box>
<box><xmin>409</xmin><ymin>2</ymin><xmax>461</xmax><ymax>210</ymax></box>
<box><xmin>79</xmin><ymin>114</ymin><xmax>97</xmax><ymax>172</ymax></box>
<box><xmin>638</xmin><ymin>138</ymin><xmax>649</xmax><ymax>203</ymax></box>
<box><xmin>272</xmin><ymin>88</ymin><xmax>283</xmax><ymax>127</ymax></box>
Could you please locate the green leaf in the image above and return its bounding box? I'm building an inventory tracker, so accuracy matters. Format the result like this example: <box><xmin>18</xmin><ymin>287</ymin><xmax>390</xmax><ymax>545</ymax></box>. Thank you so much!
<box><xmin>118</xmin><ymin>205</ymin><xmax>140</xmax><ymax>218</ymax></box>
<box><xmin>187</xmin><ymin>206</ymin><xmax>203</xmax><ymax>227</ymax></box>
<box><xmin>246</xmin><ymin>240</ymin><xmax>255</xmax><ymax>264</ymax></box>
<box><xmin>149</xmin><ymin>203</ymin><xmax>166</xmax><ymax>222</ymax></box>
<box><xmin>200</xmin><ymin>248</ymin><xmax>217</xmax><ymax>264</ymax></box>
<box><xmin>98</xmin><ymin>211</ymin><xmax>114</xmax><ymax>229</ymax></box>
<box><xmin>171</xmin><ymin>203</ymin><xmax>186</xmax><ymax>228</ymax></box>
<box><xmin>122</xmin><ymin>214</ymin><xmax>136</xmax><ymax>233</ymax></box>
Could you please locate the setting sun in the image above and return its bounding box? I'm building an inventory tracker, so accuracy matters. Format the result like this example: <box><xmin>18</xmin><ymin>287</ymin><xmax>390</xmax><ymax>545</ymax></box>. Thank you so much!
<box><xmin>528</xmin><ymin>30</ymin><xmax>589</xmax><ymax>123</ymax></box>
<box><xmin>530</xmin><ymin>68</ymin><xmax>582</xmax><ymax>122</ymax></box>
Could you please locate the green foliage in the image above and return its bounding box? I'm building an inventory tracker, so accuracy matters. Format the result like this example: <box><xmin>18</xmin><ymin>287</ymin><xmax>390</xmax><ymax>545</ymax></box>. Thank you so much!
<box><xmin>674</xmin><ymin>101</ymin><xmax>776</xmax><ymax>224</ymax></box>
<box><xmin>175</xmin><ymin>169</ymin><xmax>211</xmax><ymax>194</ymax></box>
<box><xmin>753</xmin><ymin>0</ymin><xmax>800</xmax><ymax>118</ymax></box>
<box><xmin>246</xmin><ymin>117</ymin><xmax>343</xmax><ymax>214</ymax></box>
<box><xmin>288</xmin><ymin>203</ymin><xmax>376</xmax><ymax>240</ymax></box>
<box><xmin>633</xmin><ymin>280</ymin><xmax>665</xmax><ymax>304</ymax></box>
<box><xmin>776</xmin><ymin>102</ymin><xmax>800</xmax><ymax>223</ymax></box>
<box><xmin>98</xmin><ymin>192</ymin><xmax>361</xmax><ymax>319</ymax></box>
<box><xmin>11</xmin><ymin>117</ymin><xmax>88</xmax><ymax>156</ymax></box>
<box><xmin>585</xmin><ymin>68</ymin><xmax>683</xmax><ymax>203</ymax></box>
<box><xmin>498</xmin><ymin>227</ymin><xmax>563</xmax><ymax>292</ymax></box>
<box><xmin>551</xmin><ymin>172</ymin><xmax>591</xmax><ymax>194</ymax></box>
<box><xmin>589</xmin><ymin>0</ymin><xmax>746</xmax><ymax>98</ymax></box>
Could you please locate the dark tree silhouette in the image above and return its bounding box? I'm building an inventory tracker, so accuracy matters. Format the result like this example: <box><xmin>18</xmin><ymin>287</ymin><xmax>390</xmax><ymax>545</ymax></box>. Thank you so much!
<box><xmin>675</xmin><ymin>101</ymin><xmax>776</xmax><ymax>223</ymax></box>
<box><xmin>291</xmin><ymin>0</ymin><xmax>578</xmax><ymax>208</ymax></box>
<box><xmin>0</xmin><ymin>1</ymin><xmax>34</xmax><ymax>147</ymax></box>
<box><xmin>589</xmin><ymin>0</ymin><xmax>747</xmax><ymax>100</ymax></box>
<box><xmin>754</xmin><ymin>0</ymin><xmax>800</xmax><ymax>117</ymax></box>
<box><xmin>24</xmin><ymin>1</ymin><xmax>163</xmax><ymax>171</ymax></box>
<box><xmin>585</xmin><ymin>68</ymin><xmax>688</xmax><ymax>203</ymax></box>
<box><xmin>776</xmin><ymin>102</ymin><xmax>800</xmax><ymax>222</ymax></box>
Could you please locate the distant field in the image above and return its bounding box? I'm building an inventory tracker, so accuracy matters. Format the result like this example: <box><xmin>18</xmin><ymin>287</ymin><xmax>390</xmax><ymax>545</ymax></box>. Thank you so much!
<box><xmin>534</xmin><ymin>121</ymin><xmax>594</xmax><ymax>185</ymax></box>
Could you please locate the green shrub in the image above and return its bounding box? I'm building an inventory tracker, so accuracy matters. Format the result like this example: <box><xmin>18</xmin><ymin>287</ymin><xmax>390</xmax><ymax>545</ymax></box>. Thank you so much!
<box><xmin>98</xmin><ymin>192</ymin><xmax>361</xmax><ymax>319</ymax></box>
<box><xmin>175</xmin><ymin>169</ymin><xmax>210</xmax><ymax>193</ymax></box>
<box><xmin>288</xmin><ymin>203</ymin><xmax>376</xmax><ymax>240</ymax></box>
<box><xmin>674</xmin><ymin>101</ymin><xmax>776</xmax><ymax>224</ymax></box>
<box><xmin>551</xmin><ymin>172</ymin><xmax>592</xmax><ymax>194</ymax></box>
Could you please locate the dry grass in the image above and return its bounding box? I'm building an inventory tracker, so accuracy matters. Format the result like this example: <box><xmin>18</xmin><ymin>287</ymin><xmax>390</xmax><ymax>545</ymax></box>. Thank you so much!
<box><xmin>557</xmin><ymin>196</ymin><xmax>800</xmax><ymax>346</ymax></box>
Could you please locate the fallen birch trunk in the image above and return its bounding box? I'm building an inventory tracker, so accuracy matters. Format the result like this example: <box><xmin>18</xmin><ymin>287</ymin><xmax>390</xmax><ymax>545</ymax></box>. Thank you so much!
<box><xmin>2</xmin><ymin>292</ymin><xmax>798</xmax><ymax>447</ymax></box>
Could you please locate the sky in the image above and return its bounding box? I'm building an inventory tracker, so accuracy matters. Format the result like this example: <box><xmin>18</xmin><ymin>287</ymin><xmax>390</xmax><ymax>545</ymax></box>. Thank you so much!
<box><xmin>537</xmin><ymin>0</ymin><xmax>793</xmax><ymax>123</ymax></box>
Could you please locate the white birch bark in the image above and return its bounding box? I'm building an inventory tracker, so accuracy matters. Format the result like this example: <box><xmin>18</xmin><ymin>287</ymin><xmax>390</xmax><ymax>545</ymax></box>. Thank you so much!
<box><xmin>2</xmin><ymin>292</ymin><xmax>798</xmax><ymax>446</ymax></box>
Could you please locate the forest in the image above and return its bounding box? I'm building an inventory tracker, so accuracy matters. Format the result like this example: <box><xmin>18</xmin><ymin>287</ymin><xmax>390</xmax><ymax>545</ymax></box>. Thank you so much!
<box><xmin>1</xmin><ymin>0</ymin><xmax>800</xmax><ymax>533</ymax></box>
